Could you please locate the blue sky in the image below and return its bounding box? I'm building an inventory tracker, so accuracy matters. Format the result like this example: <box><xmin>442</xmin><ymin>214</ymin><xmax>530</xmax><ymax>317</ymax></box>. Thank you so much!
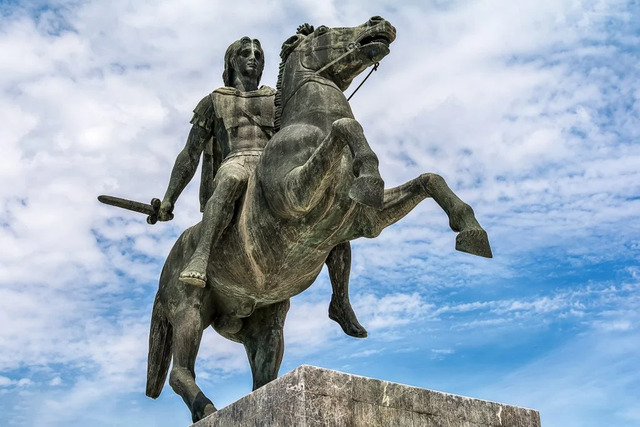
<box><xmin>0</xmin><ymin>0</ymin><xmax>638</xmax><ymax>426</ymax></box>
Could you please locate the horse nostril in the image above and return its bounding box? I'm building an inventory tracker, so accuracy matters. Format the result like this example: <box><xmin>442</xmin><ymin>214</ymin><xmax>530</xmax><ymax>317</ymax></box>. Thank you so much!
<box><xmin>369</xmin><ymin>16</ymin><xmax>383</xmax><ymax>24</ymax></box>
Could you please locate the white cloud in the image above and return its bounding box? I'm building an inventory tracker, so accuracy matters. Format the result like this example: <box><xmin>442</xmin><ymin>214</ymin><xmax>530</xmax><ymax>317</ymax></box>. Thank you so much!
<box><xmin>0</xmin><ymin>0</ymin><xmax>638</xmax><ymax>425</ymax></box>
<box><xmin>0</xmin><ymin>376</ymin><xmax>32</xmax><ymax>387</ymax></box>
<box><xmin>355</xmin><ymin>292</ymin><xmax>434</xmax><ymax>332</ymax></box>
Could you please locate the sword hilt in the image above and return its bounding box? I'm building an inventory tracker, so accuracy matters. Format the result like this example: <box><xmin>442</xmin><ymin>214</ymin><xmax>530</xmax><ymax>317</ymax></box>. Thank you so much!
<box><xmin>147</xmin><ymin>198</ymin><xmax>174</xmax><ymax>224</ymax></box>
<box><xmin>147</xmin><ymin>198</ymin><xmax>160</xmax><ymax>225</ymax></box>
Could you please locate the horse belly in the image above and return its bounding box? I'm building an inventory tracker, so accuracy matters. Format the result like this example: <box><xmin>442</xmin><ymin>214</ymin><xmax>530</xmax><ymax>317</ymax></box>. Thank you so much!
<box><xmin>207</xmin><ymin>226</ymin><xmax>265</xmax><ymax>296</ymax></box>
<box><xmin>209</xmin><ymin>245</ymin><xmax>326</xmax><ymax>308</ymax></box>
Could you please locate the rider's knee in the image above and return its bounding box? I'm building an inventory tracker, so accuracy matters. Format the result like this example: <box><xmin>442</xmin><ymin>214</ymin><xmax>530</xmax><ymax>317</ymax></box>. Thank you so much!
<box><xmin>218</xmin><ymin>172</ymin><xmax>247</xmax><ymax>195</ymax></box>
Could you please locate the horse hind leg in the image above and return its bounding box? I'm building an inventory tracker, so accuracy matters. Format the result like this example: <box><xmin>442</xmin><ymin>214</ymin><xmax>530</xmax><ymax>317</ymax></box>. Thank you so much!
<box><xmin>169</xmin><ymin>308</ymin><xmax>216</xmax><ymax>423</ymax></box>
<box><xmin>237</xmin><ymin>300</ymin><xmax>290</xmax><ymax>390</ymax></box>
<box><xmin>354</xmin><ymin>173</ymin><xmax>492</xmax><ymax>258</ymax></box>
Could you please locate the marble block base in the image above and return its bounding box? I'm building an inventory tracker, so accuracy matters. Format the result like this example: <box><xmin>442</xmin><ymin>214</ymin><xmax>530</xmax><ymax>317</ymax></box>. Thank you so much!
<box><xmin>192</xmin><ymin>365</ymin><xmax>540</xmax><ymax>426</ymax></box>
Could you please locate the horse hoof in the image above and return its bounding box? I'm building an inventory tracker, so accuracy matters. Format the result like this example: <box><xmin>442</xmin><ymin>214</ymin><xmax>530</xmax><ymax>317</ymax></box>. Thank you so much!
<box><xmin>179</xmin><ymin>271</ymin><xmax>207</xmax><ymax>287</ymax></box>
<box><xmin>349</xmin><ymin>175</ymin><xmax>384</xmax><ymax>210</ymax></box>
<box><xmin>455</xmin><ymin>229</ymin><xmax>493</xmax><ymax>258</ymax></box>
<box><xmin>191</xmin><ymin>393</ymin><xmax>217</xmax><ymax>423</ymax></box>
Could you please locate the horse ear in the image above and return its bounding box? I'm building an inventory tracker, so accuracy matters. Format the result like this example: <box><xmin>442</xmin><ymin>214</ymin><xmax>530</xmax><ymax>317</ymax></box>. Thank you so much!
<box><xmin>280</xmin><ymin>34</ymin><xmax>304</xmax><ymax>59</ymax></box>
<box><xmin>296</xmin><ymin>23</ymin><xmax>315</xmax><ymax>35</ymax></box>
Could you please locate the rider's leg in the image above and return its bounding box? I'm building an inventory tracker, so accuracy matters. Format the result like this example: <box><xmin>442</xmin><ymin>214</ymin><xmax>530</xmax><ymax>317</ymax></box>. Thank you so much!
<box><xmin>326</xmin><ymin>242</ymin><xmax>367</xmax><ymax>338</ymax></box>
<box><xmin>180</xmin><ymin>161</ymin><xmax>248</xmax><ymax>287</ymax></box>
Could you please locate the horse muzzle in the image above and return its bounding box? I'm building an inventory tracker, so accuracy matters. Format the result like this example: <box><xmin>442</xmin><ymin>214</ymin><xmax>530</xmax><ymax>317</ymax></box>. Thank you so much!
<box><xmin>356</xmin><ymin>17</ymin><xmax>396</xmax><ymax>62</ymax></box>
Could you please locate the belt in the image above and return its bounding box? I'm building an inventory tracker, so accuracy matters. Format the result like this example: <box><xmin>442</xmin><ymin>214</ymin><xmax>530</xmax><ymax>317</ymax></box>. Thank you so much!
<box><xmin>225</xmin><ymin>148</ymin><xmax>264</xmax><ymax>159</ymax></box>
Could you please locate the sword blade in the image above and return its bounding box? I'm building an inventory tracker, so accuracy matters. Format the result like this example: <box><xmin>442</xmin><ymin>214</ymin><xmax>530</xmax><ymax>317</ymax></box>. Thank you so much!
<box><xmin>98</xmin><ymin>195</ymin><xmax>156</xmax><ymax>216</ymax></box>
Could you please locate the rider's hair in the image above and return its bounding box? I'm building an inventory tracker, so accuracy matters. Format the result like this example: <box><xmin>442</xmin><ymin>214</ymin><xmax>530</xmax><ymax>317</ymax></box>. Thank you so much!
<box><xmin>223</xmin><ymin>37</ymin><xmax>264</xmax><ymax>87</ymax></box>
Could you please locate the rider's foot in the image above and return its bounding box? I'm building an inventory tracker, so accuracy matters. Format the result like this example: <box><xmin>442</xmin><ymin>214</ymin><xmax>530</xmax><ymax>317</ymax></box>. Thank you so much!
<box><xmin>179</xmin><ymin>271</ymin><xmax>206</xmax><ymax>287</ymax></box>
<box><xmin>329</xmin><ymin>295</ymin><xmax>368</xmax><ymax>338</ymax></box>
<box><xmin>179</xmin><ymin>254</ymin><xmax>208</xmax><ymax>287</ymax></box>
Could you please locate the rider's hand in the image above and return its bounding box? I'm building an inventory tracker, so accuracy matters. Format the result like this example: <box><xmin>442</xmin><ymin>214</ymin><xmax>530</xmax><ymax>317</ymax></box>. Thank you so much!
<box><xmin>158</xmin><ymin>199</ymin><xmax>175</xmax><ymax>221</ymax></box>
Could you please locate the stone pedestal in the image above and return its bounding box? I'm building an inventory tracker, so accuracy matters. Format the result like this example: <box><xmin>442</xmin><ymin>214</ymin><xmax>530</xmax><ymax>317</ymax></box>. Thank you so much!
<box><xmin>192</xmin><ymin>365</ymin><xmax>540</xmax><ymax>426</ymax></box>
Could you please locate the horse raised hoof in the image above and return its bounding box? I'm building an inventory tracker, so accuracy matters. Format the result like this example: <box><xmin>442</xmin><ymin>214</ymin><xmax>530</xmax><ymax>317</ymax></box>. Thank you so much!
<box><xmin>349</xmin><ymin>175</ymin><xmax>384</xmax><ymax>210</ymax></box>
<box><xmin>455</xmin><ymin>229</ymin><xmax>493</xmax><ymax>258</ymax></box>
<box><xmin>179</xmin><ymin>271</ymin><xmax>207</xmax><ymax>287</ymax></box>
<box><xmin>329</xmin><ymin>296</ymin><xmax>368</xmax><ymax>338</ymax></box>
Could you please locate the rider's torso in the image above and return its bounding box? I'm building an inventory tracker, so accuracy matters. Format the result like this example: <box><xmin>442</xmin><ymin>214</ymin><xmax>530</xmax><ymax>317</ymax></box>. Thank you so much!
<box><xmin>217</xmin><ymin>117</ymin><xmax>270</xmax><ymax>156</ymax></box>
<box><xmin>212</xmin><ymin>87</ymin><xmax>275</xmax><ymax>159</ymax></box>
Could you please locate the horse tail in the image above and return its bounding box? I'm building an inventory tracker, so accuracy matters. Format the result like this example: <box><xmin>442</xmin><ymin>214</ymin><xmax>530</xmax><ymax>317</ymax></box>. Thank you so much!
<box><xmin>146</xmin><ymin>293</ymin><xmax>173</xmax><ymax>398</ymax></box>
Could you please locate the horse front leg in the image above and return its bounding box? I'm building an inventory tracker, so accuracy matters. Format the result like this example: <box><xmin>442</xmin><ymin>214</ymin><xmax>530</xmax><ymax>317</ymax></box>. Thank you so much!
<box><xmin>285</xmin><ymin>118</ymin><xmax>384</xmax><ymax>214</ymax></box>
<box><xmin>353</xmin><ymin>173</ymin><xmax>492</xmax><ymax>258</ymax></box>
<box><xmin>169</xmin><ymin>308</ymin><xmax>216</xmax><ymax>423</ymax></box>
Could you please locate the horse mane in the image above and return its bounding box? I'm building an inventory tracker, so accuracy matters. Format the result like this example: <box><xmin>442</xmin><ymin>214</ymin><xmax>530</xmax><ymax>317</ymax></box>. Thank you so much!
<box><xmin>273</xmin><ymin>58</ymin><xmax>287</xmax><ymax>132</ymax></box>
<box><xmin>274</xmin><ymin>24</ymin><xmax>314</xmax><ymax>132</ymax></box>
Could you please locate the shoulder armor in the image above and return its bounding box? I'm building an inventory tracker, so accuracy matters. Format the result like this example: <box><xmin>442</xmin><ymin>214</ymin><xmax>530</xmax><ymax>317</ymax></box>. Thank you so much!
<box><xmin>258</xmin><ymin>85</ymin><xmax>277</xmax><ymax>96</ymax></box>
<box><xmin>189</xmin><ymin>94</ymin><xmax>215</xmax><ymax>132</ymax></box>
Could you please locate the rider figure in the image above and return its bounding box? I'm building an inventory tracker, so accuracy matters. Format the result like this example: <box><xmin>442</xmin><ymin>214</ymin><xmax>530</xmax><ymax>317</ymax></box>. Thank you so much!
<box><xmin>159</xmin><ymin>36</ymin><xmax>273</xmax><ymax>287</ymax></box>
<box><xmin>158</xmin><ymin>37</ymin><xmax>367</xmax><ymax>337</ymax></box>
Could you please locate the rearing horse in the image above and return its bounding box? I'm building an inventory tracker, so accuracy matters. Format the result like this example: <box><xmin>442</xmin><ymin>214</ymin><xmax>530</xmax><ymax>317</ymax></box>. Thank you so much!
<box><xmin>145</xmin><ymin>16</ymin><xmax>492</xmax><ymax>423</ymax></box>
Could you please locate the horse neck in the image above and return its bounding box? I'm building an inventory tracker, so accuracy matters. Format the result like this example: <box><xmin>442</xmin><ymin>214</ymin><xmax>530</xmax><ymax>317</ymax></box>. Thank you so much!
<box><xmin>279</xmin><ymin>54</ymin><xmax>353</xmax><ymax>130</ymax></box>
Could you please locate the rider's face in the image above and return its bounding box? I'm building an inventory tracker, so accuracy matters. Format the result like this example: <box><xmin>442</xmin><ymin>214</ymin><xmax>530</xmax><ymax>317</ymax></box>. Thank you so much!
<box><xmin>235</xmin><ymin>43</ymin><xmax>264</xmax><ymax>80</ymax></box>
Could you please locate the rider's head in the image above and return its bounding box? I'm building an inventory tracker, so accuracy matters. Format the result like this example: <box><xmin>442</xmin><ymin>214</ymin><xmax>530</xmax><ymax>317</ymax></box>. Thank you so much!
<box><xmin>223</xmin><ymin>37</ymin><xmax>265</xmax><ymax>88</ymax></box>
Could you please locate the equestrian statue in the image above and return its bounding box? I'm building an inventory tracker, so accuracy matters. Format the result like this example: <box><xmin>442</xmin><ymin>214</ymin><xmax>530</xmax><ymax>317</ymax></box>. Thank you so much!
<box><xmin>101</xmin><ymin>16</ymin><xmax>492</xmax><ymax>423</ymax></box>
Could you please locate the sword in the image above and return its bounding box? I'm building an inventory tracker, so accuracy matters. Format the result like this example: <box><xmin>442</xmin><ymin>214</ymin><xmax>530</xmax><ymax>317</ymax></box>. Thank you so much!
<box><xmin>97</xmin><ymin>195</ymin><xmax>173</xmax><ymax>224</ymax></box>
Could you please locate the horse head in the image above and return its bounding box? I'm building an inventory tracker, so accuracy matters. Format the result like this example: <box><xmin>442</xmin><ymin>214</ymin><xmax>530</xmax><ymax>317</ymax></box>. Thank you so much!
<box><xmin>281</xmin><ymin>16</ymin><xmax>396</xmax><ymax>91</ymax></box>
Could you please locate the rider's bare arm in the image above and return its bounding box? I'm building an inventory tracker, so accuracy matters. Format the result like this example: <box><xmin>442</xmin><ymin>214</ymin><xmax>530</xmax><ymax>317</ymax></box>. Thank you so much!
<box><xmin>159</xmin><ymin>124</ymin><xmax>211</xmax><ymax>220</ymax></box>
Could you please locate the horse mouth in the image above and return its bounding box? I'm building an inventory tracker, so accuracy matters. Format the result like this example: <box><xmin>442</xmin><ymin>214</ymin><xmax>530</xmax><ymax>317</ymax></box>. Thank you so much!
<box><xmin>358</xmin><ymin>34</ymin><xmax>392</xmax><ymax>48</ymax></box>
<box><xmin>356</xmin><ymin>28</ymin><xmax>394</xmax><ymax>62</ymax></box>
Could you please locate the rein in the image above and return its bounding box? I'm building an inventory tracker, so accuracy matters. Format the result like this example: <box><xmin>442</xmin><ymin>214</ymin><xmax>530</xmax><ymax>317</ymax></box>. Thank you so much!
<box><xmin>347</xmin><ymin>61</ymin><xmax>379</xmax><ymax>101</ymax></box>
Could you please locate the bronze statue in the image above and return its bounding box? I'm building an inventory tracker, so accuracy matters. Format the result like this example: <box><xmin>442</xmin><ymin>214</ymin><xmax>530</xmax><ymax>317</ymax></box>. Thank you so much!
<box><xmin>154</xmin><ymin>36</ymin><xmax>366</xmax><ymax>337</ymax></box>
<box><xmin>137</xmin><ymin>17</ymin><xmax>491</xmax><ymax>423</ymax></box>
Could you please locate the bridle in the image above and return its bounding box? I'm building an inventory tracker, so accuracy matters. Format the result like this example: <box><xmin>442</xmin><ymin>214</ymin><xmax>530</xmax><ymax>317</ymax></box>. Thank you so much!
<box><xmin>280</xmin><ymin>42</ymin><xmax>380</xmax><ymax>111</ymax></box>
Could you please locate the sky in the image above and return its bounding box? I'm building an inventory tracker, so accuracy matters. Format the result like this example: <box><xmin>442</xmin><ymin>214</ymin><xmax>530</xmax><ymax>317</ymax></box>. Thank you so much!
<box><xmin>0</xmin><ymin>0</ymin><xmax>638</xmax><ymax>426</ymax></box>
